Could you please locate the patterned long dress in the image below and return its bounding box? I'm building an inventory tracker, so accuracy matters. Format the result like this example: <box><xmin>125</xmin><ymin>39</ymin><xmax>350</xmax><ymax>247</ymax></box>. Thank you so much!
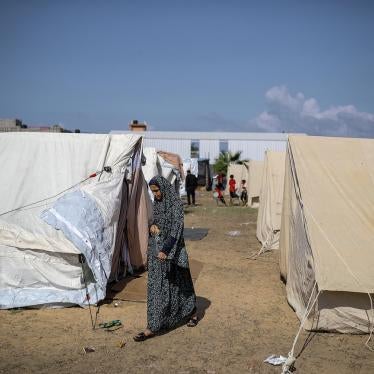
<box><xmin>147</xmin><ymin>176</ymin><xmax>196</xmax><ymax>332</ymax></box>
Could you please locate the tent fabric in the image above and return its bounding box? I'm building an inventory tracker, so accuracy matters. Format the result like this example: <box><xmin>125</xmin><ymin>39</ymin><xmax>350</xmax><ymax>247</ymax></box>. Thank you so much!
<box><xmin>142</xmin><ymin>148</ymin><xmax>184</xmax><ymax>197</ymax></box>
<box><xmin>180</xmin><ymin>158</ymin><xmax>199</xmax><ymax>196</ymax></box>
<box><xmin>157</xmin><ymin>151</ymin><xmax>184</xmax><ymax>194</ymax></box>
<box><xmin>157</xmin><ymin>150</ymin><xmax>185</xmax><ymax>180</ymax></box>
<box><xmin>142</xmin><ymin>147</ymin><xmax>162</xmax><ymax>200</ymax></box>
<box><xmin>245</xmin><ymin>160</ymin><xmax>264</xmax><ymax>207</ymax></box>
<box><xmin>142</xmin><ymin>147</ymin><xmax>160</xmax><ymax>183</ymax></box>
<box><xmin>125</xmin><ymin>152</ymin><xmax>153</xmax><ymax>270</ymax></box>
<box><xmin>225</xmin><ymin>163</ymin><xmax>248</xmax><ymax>195</ymax></box>
<box><xmin>280</xmin><ymin>135</ymin><xmax>374</xmax><ymax>333</ymax></box>
<box><xmin>182</xmin><ymin>158</ymin><xmax>199</xmax><ymax>177</ymax></box>
<box><xmin>0</xmin><ymin>132</ymin><xmax>149</xmax><ymax>309</ymax></box>
<box><xmin>256</xmin><ymin>151</ymin><xmax>286</xmax><ymax>250</ymax></box>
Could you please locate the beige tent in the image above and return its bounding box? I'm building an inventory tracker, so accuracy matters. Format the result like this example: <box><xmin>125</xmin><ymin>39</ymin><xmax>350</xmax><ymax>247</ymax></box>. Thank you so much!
<box><xmin>280</xmin><ymin>135</ymin><xmax>374</xmax><ymax>333</ymax></box>
<box><xmin>256</xmin><ymin>151</ymin><xmax>286</xmax><ymax>251</ymax></box>
<box><xmin>225</xmin><ymin>163</ymin><xmax>248</xmax><ymax>195</ymax></box>
<box><xmin>245</xmin><ymin>160</ymin><xmax>264</xmax><ymax>207</ymax></box>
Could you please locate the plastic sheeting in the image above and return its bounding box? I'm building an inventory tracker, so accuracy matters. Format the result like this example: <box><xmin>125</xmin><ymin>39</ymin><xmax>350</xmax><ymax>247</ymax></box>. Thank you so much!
<box><xmin>157</xmin><ymin>151</ymin><xmax>183</xmax><ymax>194</ymax></box>
<box><xmin>183</xmin><ymin>158</ymin><xmax>198</xmax><ymax>177</ymax></box>
<box><xmin>142</xmin><ymin>147</ymin><xmax>160</xmax><ymax>183</ymax></box>
<box><xmin>180</xmin><ymin>158</ymin><xmax>198</xmax><ymax>196</ymax></box>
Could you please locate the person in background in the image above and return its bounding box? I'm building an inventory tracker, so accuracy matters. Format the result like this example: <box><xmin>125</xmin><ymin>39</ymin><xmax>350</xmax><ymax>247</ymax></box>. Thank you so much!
<box><xmin>222</xmin><ymin>173</ymin><xmax>227</xmax><ymax>190</ymax></box>
<box><xmin>185</xmin><ymin>169</ymin><xmax>198</xmax><ymax>206</ymax></box>
<box><xmin>228</xmin><ymin>174</ymin><xmax>238</xmax><ymax>205</ymax></box>
<box><xmin>217</xmin><ymin>173</ymin><xmax>223</xmax><ymax>186</ymax></box>
<box><xmin>240</xmin><ymin>179</ymin><xmax>248</xmax><ymax>206</ymax></box>
<box><xmin>214</xmin><ymin>182</ymin><xmax>227</xmax><ymax>206</ymax></box>
<box><xmin>133</xmin><ymin>176</ymin><xmax>198</xmax><ymax>342</ymax></box>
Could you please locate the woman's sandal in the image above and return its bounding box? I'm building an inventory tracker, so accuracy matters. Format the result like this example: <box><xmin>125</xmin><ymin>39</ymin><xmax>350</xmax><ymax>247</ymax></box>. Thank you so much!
<box><xmin>187</xmin><ymin>316</ymin><xmax>199</xmax><ymax>327</ymax></box>
<box><xmin>133</xmin><ymin>331</ymin><xmax>155</xmax><ymax>342</ymax></box>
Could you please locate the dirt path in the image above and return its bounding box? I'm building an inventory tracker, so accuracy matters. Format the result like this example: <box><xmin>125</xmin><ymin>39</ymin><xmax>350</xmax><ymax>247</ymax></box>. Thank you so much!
<box><xmin>1</xmin><ymin>191</ymin><xmax>373</xmax><ymax>373</ymax></box>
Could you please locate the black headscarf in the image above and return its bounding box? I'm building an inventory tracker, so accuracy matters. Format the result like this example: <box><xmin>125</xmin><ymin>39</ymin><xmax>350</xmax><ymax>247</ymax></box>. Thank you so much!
<box><xmin>149</xmin><ymin>176</ymin><xmax>184</xmax><ymax>256</ymax></box>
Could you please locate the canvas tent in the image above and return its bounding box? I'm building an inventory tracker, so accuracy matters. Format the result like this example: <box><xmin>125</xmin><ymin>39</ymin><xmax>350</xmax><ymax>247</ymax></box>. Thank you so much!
<box><xmin>225</xmin><ymin>163</ymin><xmax>248</xmax><ymax>196</ymax></box>
<box><xmin>0</xmin><ymin>132</ymin><xmax>151</xmax><ymax>309</ymax></box>
<box><xmin>157</xmin><ymin>150</ymin><xmax>184</xmax><ymax>193</ymax></box>
<box><xmin>256</xmin><ymin>151</ymin><xmax>286</xmax><ymax>251</ymax></box>
<box><xmin>280</xmin><ymin>135</ymin><xmax>374</xmax><ymax>333</ymax></box>
<box><xmin>245</xmin><ymin>160</ymin><xmax>264</xmax><ymax>207</ymax></box>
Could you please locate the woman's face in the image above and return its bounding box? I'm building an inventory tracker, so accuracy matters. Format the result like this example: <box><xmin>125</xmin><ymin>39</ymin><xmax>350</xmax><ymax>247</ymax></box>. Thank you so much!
<box><xmin>150</xmin><ymin>184</ymin><xmax>162</xmax><ymax>201</ymax></box>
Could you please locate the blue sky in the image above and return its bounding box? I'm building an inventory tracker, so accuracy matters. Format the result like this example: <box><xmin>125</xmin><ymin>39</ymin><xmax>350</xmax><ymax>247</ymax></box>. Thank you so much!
<box><xmin>1</xmin><ymin>0</ymin><xmax>373</xmax><ymax>136</ymax></box>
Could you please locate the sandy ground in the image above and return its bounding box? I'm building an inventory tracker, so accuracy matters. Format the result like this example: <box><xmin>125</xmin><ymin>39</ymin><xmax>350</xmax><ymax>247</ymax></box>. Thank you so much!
<box><xmin>1</xmin><ymin>191</ymin><xmax>373</xmax><ymax>374</ymax></box>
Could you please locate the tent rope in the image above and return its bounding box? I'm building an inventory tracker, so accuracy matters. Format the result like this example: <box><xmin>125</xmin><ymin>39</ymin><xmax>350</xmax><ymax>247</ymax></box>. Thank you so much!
<box><xmin>305</xmin><ymin>207</ymin><xmax>374</xmax><ymax>351</ymax></box>
<box><xmin>79</xmin><ymin>254</ymin><xmax>95</xmax><ymax>330</ymax></box>
<box><xmin>249</xmin><ymin>230</ymin><xmax>275</xmax><ymax>259</ymax></box>
<box><xmin>0</xmin><ymin>170</ymin><xmax>105</xmax><ymax>217</ymax></box>
<box><xmin>282</xmin><ymin>281</ymin><xmax>321</xmax><ymax>374</ymax></box>
<box><xmin>292</xmin><ymin>142</ymin><xmax>374</xmax><ymax>350</ymax></box>
<box><xmin>282</xmin><ymin>144</ymin><xmax>373</xmax><ymax>374</ymax></box>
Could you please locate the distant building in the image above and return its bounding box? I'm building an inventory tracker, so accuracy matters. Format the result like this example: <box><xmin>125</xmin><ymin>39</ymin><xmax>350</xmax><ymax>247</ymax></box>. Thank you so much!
<box><xmin>0</xmin><ymin>119</ymin><xmax>76</xmax><ymax>133</ymax></box>
<box><xmin>0</xmin><ymin>118</ymin><xmax>26</xmax><ymax>132</ymax></box>
<box><xmin>111</xmin><ymin>121</ymin><xmax>293</xmax><ymax>163</ymax></box>
<box><xmin>128</xmin><ymin>120</ymin><xmax>147</xmax><ymax>132</ymax></box>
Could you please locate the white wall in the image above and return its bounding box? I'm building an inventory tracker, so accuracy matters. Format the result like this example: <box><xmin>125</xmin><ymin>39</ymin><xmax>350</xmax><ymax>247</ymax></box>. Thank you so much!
<box><xmin>228</xmin><ymin>140</ymin><xmax>287</xmax><ymax>160</ymax></box>
<box><xmin>199</xmin><ymin>139</ymin><xmax>220</xmax><ymax>161</ymax></box>
<box><xmin>144</xmin><ymin>138</ymin><xmax>191</xmax><ymax>159</ymax></box>
<box><xmin>143</xmin><ymin>138</ymin><xmax>287</xmax><ymax>163</ymax></box>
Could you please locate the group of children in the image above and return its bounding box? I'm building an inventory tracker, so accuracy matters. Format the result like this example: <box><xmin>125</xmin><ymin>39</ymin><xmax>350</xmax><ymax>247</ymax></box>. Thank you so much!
<box><xmin>214</xmin><ymin>174</ymin><xmax>248</xmax><ymax>206</ymax></box>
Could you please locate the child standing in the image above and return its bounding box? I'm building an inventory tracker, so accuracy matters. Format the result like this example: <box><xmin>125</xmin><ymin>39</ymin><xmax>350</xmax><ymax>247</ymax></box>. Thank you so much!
<box><xmin>240</xmin><ymin>179</ymin><xmax>248</xmax><ymax>206</ymax></box>
<box><xmin>229</xmin><ymin>174</ymin><xmax>238</xmax><ymax>205</ymax></box>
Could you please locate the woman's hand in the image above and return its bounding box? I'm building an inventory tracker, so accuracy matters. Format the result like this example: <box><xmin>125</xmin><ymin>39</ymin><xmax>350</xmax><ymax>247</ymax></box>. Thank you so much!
<box><xmin>150</xmin><ymin>224</ymin><xmax>160</xmax><ymax>235</ymax></box>
<box><xmin>157</xmin><ymin>251</ymin><xmax>167</xmax><ymax>261</ymax></box>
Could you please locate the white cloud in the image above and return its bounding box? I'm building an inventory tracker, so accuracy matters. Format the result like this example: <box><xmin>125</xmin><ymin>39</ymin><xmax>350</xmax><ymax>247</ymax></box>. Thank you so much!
<box><xmin>252</xmin><ymin>86</ymin><xmax>374</xmax><ymax>138</ymax></box>
<box><xmin>255</xmin><ymin>111</ymin><xmax>282</xmax><ymax>132</ymax></box>
<box><xmin>265</xmin><ymin>85</ymin><xmax>305</xmax><ymax>112</ymax></box>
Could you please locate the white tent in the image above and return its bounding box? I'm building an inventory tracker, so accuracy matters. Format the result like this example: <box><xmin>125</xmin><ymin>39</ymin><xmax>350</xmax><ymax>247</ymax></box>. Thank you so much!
<box><xmin>0</xmin><ymin>132</ymin><xmax>151</xmax><ymax>309</ymax></box>
<box><xmin>180</xmin><ymin>158</ymin><xmax>198</xmax><ymax>196</ymax></box>
<box><xmin>256</xmin><ymin>151</ymin><xmax>286</xmax><ymax>251</ymax></box>
<box><xmin>182</xmin><ymin>158</ymin><xmax>199</xmax><ymax>177</ymax></box>
<box><xmin>142</xmin><ymin>147</ymin><xmax>161</xmax><ymax>183</ymax></box>
<box><xmin>245</xmin><ymin>160</ymin><xmax>264</xmax><ymax>207</ymax></box>
<box><xmin>142</xmin><ymin>147</ymin><xmax>162</xmax><ymax>199</ymax></box>
<box><xmin>280</xmin><ymin>135</ymin><xmax>374</xmax><ymax>333</ymax></box>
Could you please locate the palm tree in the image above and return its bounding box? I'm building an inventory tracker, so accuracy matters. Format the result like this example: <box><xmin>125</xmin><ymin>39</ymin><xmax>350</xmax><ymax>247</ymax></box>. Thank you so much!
<box><xmin>213</xmin><ymin>151</ymin><xmax>246</xmax><ymax>174</ymax></box>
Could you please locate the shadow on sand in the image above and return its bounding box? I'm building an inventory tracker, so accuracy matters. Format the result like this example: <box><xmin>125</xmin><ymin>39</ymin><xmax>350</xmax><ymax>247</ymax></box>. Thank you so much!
<box><xmin>156</xmin><ymin>295</ymin><xmax>212</xmax><ymax>337</ymax></box>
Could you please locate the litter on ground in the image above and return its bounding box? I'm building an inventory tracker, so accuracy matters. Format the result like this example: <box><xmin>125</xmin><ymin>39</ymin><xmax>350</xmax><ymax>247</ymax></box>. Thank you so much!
<box><xmin>263</xmin><ymin>354</ymin><xmax>288</xmax><ymax>366</ymax></box>
<box><xmin>226</xmin><ymin>230</ymin><xmax>241</xmax><ymax>237</ymax></box>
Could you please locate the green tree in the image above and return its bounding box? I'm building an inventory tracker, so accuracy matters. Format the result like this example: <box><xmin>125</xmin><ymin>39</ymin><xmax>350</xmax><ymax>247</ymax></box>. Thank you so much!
<box><xmin>213</xmin><ymin>151</ymin><xmax>246</xmax><ymax>174</ymax></box>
